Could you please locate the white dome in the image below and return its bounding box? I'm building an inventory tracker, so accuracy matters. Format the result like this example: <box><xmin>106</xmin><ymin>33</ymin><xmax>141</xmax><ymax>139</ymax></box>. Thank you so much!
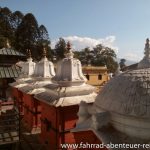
<box><xmin>94</xmin><ymin>68</ymin><xmax>150</xmax><ymax>118</ymax></box>
<box><xmin>73</xmin><ymin>39</ymin><xmax>150</xmax><ymax>144</ymax></box>
<box><xmin>93</xmin><ymin>39</ymin><xmax>150</xmax><ymax>139</ymax></box>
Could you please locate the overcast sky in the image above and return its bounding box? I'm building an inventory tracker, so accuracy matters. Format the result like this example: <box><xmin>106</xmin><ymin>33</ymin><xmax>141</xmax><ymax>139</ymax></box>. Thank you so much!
<box><xmin>1</xmin><ymin>0</ymin><xmax>150</xmax><ymax>62</ymax></box>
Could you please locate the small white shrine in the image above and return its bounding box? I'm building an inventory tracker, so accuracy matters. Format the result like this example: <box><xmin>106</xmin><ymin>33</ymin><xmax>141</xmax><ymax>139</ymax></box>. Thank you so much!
<box><xmin>11</xmin><ymin>48</ymin><xmax>55</xmax><ymax>94</ymax></box>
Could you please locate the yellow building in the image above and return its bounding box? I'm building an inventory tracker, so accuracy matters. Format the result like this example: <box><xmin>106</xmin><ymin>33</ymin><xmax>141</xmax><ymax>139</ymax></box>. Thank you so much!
<box><xmin>82</xmin><ymin>66</ymin><xmax>109</xmax><ymax>91</ymax></box>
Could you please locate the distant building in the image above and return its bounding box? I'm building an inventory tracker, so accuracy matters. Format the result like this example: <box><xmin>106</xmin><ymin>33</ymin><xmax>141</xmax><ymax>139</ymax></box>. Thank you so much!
<box><xmin>82</xmin><ymin>66</ymin><xmax>109</xmax><ymax>85</ymax></box>
<box><xmin>124</xmin><ymin>63</ymin><xmax>138</xmax><ymax>71</ymax></box>
<box><xmin>82</xmin><ymin>66</ymin><xmax>109</xmax><ymax>92</ymax></box>
<box><xmin>0</xmin><ymin>42</ymin><xmax>26</xmax><ymax>100</ymax></box>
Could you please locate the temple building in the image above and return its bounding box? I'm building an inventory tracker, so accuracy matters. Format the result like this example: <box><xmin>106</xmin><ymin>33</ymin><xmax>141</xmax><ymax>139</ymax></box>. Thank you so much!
<box><xmin>0</xmin><ymin>41</ymin><xmax>25</xmax><ymax>100</ymax></box>
<box><xmin>0</xmin><ymin>42</ymin><xmax>25</xmax><ymax>148</ymax></box>
<box><xmin>72</xmin><ymin>38</ymin><xmax>150</xmax><ymax>150</ymax></box>
<box><xmin>11</xmin><ymin>48</ymin><xmax>55</xmax><ymax>132</ymax></box>
<box><xmin>10</xmin><ymin>49</ymin><xmax>36</xmax><ymax>117</ymax></box>
<box><xmin>10</xmin><ymin>42</ymin><xmax>97</xmax><ymax>149</ymax></box>
<box><xmin>33</xmin><ymin>42</ymin><xmax>96</xmax><ymax>149</ymax></box>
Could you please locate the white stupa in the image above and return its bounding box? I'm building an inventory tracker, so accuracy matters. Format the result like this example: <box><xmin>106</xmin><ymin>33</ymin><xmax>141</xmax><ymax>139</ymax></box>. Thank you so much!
<box><xmin>18</xmin><ymin>48</ymin><xmax>55</xmax><ymax>94</ymax></box>
<box><xmin>11</xmin><ymin>48</ymin><xmax>55</xmax><ymax>95</ymax></box>
<box><xmin>34</xmin><ymin>42</ymin><xmax>97</xmax><ymax>107</ymax></box>
<box><xmin>10</xmin><ymin>49</ymin><xmax>36</xmax><ymax>88</ymax></box>
<box><xmin>73</xmin><ymin>39</ymin><xmax>150</xmax><ymax>148</ymax></box>
<box><xmin>34</xmin><ymin>48</ymin><xmax>55</xmax><ymax>78</ymax></box>
<box><xmin>52</xmin><ymin>42</ymin><xmax>87</xmax><ymax>86</ymax></box>
<box><xmin>21</xmin><ymin>49</ymin><xmax>36</xmax><ymax>78</ymax></box>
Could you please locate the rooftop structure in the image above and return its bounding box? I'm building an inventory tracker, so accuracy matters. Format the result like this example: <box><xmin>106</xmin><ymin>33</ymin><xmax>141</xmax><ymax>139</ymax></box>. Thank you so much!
<box><xmin>11</xmin><ymin>47</ymin><xmax>55</xmax><ymax>91</ymax></box>
<box><xmin>0</xmin><ymin>41</ymin><xmax>26</xmax><ymax>100</ymax></box>
<box><xmin>0</xmin><ymin>40</ymin><xmax>25</xmax><ymax>66</ymax></box>
<box><xmin>20</xmin><ymin>49</ymin><xmax>36</xmax><ymax>78</ymax></box>
<box><xmin>73</xmin><ymin>38</ymin><xmax>150</xmax><ymax>148</ymax></box>
<box><xmin>52</xmin><ymin>42</ymin><xmax>87</xmax><ymax>86</ymax></box>
<box><xmin>138</xmin><ymin>38</ymin><xmax>150</xmax><ymax>69</ymax></box>
<box><xmin>34</xmin><ymin>42</ymin><xmax>96</xmax><ymax>106</ymax></box>
<box><xmin>34</xmin><ymin>48</ymin><xmax>55</xmax><ymax>78</ymax></box>
<box><xmin>10</xmin><ymin>49</ymin><xmax>36</xmax><ymax>91</ymax></box>
<box><xmin>10</xmin><ymin>47</ymin><xmax>56</xmax><ymax>133</ymax></box>
<box><xmin>82</xmin><ymin>66</ymin><xmax>109</xmax><ymax>92</ymax></box>
<box><xmin>10</xmin><ymin>42</ymin><xmax>97</xmax><ymax>149</ymax></box>
<box><xmin>0</xmin><ymin>65</ymin><xmax>21</xmax><ymax>78</ymax></box>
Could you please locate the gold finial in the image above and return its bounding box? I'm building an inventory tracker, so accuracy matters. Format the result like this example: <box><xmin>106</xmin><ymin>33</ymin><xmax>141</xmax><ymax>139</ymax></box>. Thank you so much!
<box><xmin>65</xmin><ymin>41</ymin><xmax>74</xmax><ymax>59</ymax></box>
<box><xmin>6</xmin><ymin>39</ymin><xmax>11</xmax><ymax>48</ymax></box>
<box><xmin>26</xmin><ymin>49</ymin><xmax>31</xmax><ymax>58</ymax></box>
<box><xmin>66</xmin><ymin>41</ymin><xmax>71</xmax><ymax>52</ymax></box>
<box><xmin>146</xmin><ymin>38</ymin><xmax>149</xmax><ymax>42</ymax></box>
<box><xmin>43</xmin><ymin>47</ymin><xmax>47</xmax><ymax>58</ymax></box>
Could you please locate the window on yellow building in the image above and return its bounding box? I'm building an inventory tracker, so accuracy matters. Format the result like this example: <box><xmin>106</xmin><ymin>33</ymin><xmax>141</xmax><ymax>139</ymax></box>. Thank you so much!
<box><xmin>85</xmin><ymin>74</ymin><xmax>90</xmax><ymax>80</ymax></box>
<box><xmin>98</xmin><ymin>74</ymin><xmax>102</xmax><ymax>80</ymax></box>
<box><xmin>0</xmin><ymin>80</ymin><xmax>2</xmax><ymax>86</ymax></box>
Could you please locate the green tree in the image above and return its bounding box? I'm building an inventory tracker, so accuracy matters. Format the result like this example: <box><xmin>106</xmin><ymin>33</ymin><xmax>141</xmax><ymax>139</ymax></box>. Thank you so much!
<box><xmin>11</xmin><ymin>11</ymin><xmax>24</xmax><ymax>30</ymax></box>
<box><xmin>36</xmin><ymin>25</ymin><xmax>52</xmax><ymax>60</ymax></box>
<box><xmin>0</xmin><ymin>7</ymin><xmax>52</xmax><ymax>61</ymax></box>
<box><xmin>74</xmin><ymin>47</ymin><xmax>93</xmax><ymax>65</ymax></box>
<box><xmin>38</xmin><ymin>25</ymin><xmax>50</xmax><ymax>42</ymax></box>
<box><xmin>15</xmin><ymin>13</ymin><xmax>39</xmax><ymax>58</ymax></box>
<box><xmin>91</xmin><ymin>44</ymin><xmax>118</xmax><ymax>72</ymax></box>
<box><xmin>0</xmin><ymin>7</ymin><xmax>14</xmax><ymax>48</ymax></box>
<box><xmin>54</xmin><ymin>38</ymin><xmax>66</xmax><ymax>60</ymax></box>
<box><xmin>119</xmin><ymin>58</ymin><xmax>126</xmax><ymax>71</ymax></box>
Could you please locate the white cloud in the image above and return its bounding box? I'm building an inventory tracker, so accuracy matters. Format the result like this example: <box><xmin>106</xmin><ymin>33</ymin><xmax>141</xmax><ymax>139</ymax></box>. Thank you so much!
<box><xmin>124</xmin><ymin>52</ymin><xmax>142</xmax><ymax>62</ymax></box>
<box><xmin>51</xmin><ymin>35</ymin><xmax>118</xmax><ymax>53</ymax></box>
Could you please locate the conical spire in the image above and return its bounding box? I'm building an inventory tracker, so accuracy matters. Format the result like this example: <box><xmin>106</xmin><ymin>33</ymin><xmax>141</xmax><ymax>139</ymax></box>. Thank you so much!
<box><xmin>26</xmin><ymin>49</ymin><xmax>31</xmax><ymax>58</ymax></box>
<box><xmin>21</xmin><ymin>49</ymin><xmax>35</xmax><ymax>76</ymax></box>
<box><xmin>34</xmin><ymin>47</ymin><xmax>55</xmax><ymax>78</ymax></box>
<box><xmin>144</xmin><ymin>38</ymin><xmax>150</xmax><ymax>58</ymax></box>
<box><xmin>65</xmin><ymin>41</ymin><xmax>74</xmax><ymax>59</ymax></box>
<box><xmin>138</xmin><ymin>38</ymin><xmax>150</xmax><ymax>69</ymax></box>
<box><xmin>43</xmin><ymin>47</ymin><xmax>47</xmax><ymax>58</ymax></box>
<box><xmin>6</xmin><ymin>39</ymin><xmax>11</xmax><ymax>48</ymax></box>
<box><xmin>66</xmin><ymin>41</ymin><xmax>71</xmax><ymax>51</ymax></box>
<box><xmin>145</xmin><ymin>38</ymin><xmax>149</xmax><ymax>48</ymax></box>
